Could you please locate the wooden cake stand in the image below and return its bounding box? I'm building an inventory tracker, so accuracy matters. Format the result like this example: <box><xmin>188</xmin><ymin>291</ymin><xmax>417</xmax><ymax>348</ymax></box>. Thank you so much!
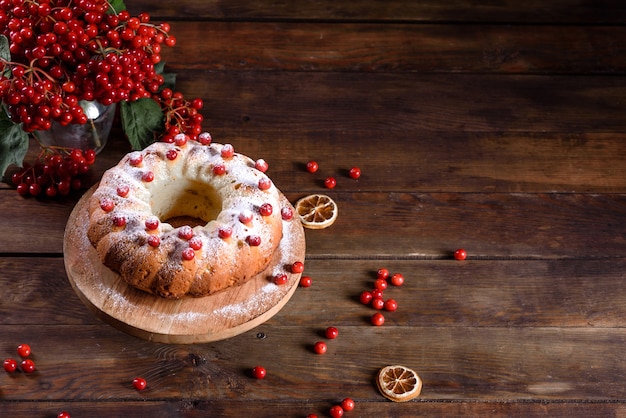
<box><xmin>64</xmin><ymin>186</ymin><xmax>306</xmax><ymax>344</ymax></box>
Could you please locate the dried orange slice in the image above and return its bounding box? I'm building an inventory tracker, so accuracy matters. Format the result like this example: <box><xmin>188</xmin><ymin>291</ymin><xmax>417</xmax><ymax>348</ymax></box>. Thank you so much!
<box><xmin>376</xmin><ymin>365</ymin><xmax>422</xmax><ymax>402</ymax></box>
<box><xmin>294</xmin><ymin>194</ymin><xmax>338</xmax><ymax>229</ymax></box>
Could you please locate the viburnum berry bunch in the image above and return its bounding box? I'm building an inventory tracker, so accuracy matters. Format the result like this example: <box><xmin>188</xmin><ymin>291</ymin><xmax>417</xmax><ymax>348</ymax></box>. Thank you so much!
<box><xmin>0</xmin><ymin>0</ymin><xmax>205</xmax><ymax>190</ymax></box>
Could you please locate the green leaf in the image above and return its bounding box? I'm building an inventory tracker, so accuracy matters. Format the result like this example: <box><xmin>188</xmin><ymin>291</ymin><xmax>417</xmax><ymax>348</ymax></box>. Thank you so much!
<box><xmin>107</xmin><ymin>0</ymin><xmax>126</xmax><ymax>13</ymax></box>
<box><xmin>120</xmin><ymin>99</ymin><xmax>164</xmax><ymax>150</ymax></box>
<box><xmin>0</xmin><ymin>108</ymin><xmax>28</xmax><ymax>177</ymax></box>
<box><xmin>0</xmin><ymin>34</ymin><xmax>9</xmax><ymax>62</ymax></box>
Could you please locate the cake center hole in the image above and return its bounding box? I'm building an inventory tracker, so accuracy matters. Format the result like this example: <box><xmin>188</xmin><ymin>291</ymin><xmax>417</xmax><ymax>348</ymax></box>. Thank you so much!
<box><xmin>151</xmin><ymin>179</ymin><xmax>222</xmax><ymax>228</ymax></box>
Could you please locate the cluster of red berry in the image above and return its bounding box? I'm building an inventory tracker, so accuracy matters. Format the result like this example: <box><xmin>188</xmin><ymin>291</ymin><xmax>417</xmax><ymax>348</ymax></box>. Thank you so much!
<box><xmin>359</xmin><ymin>268</ymin><xmax>405</xmax><ymax>326</ymax></box>
<box><xmin>153</xmin><ymin>88</ymin><xmax>204</xmax><ymax>143</ymax></box>
<box><xmin>0</xmin><ymin>0</ymin><xmax>176</xmax><ymax>132</ymax></box>
<box><xmin>3</xmin><ymin>343</ymin><xmax>35</xmax><ymax>374</ymax></box>
<box><xmin>305</xmin><ymin>160</ymin><xmax>361</xmax><ymax>189</ymax></box>
<box><xmin>10</xmin><ymin>146</ymin><xmax>95</xmax><ymax>196</ymax></box>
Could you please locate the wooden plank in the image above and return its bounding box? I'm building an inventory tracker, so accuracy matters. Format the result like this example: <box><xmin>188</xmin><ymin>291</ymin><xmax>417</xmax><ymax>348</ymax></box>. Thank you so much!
<box><xmin>174</xmin><ymin>72</ymin><xmax>626</xmax><ymax>134</ymax></box>
<box><xmin>4</xmin><ymin>258</ymin><xmax>626</xmax><ymax>328</ymax></box>
<box><xmin>2</xmin><ymin>324</ymin><xmax>626</xmax><ymax>400</ymax></box>
<box><xmin>161</xmin><ymin>22</ymin><xmax>626</xmax><ymax>74</ymax></box>
<box><xmin>2</xmin><ymin>400</ymin><xmax>625</xmax><ymax>418</ymax></box>
<box><xmin>126</xmin><ymin>0</ymin><xmax>626</xmax><ymax>24</ymax></box>
<box><xmin>5</xmin><ymin>133</ymin><xmax>626</xmax><ymax>194</ymax></box>
<box><xmin>2</xmin><ymin>191</ymin><xmax>625</xmax><ymax>258</ymax></box>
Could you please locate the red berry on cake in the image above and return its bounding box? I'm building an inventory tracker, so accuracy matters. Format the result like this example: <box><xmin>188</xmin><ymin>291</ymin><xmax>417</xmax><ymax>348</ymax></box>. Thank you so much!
<box><xmin>147</xmin><ymin>235</ymin><xmax>161</xmax><ymax>247</ymax></box>
<box><xmin>218</xmin><ymin>226</ymin><xmax>232</xmax><ymax>239</ymax></box>
<box><xmin>198</xmin><ymin>132</ymin><xmax>212</xmax><ymax>145</ymax></box>
<box><xmin>221</xmin><ymin>144</ymin><xmax>235</xmax><ymax>158</ymax></box>
<box><xmin>142</xmin><ymin>171</ymin><xmax>154</xmax><ymax>182</ymax></box>
<box><xmin>112</xmin><ymin>216</ymin><xmax>126</xmax><ymax>227</ymax></box>
<box><xmin>259</xmin><ymin>203</ymin><xmax>273</xmax><ymax>216</ymax></box>
<box><xmin>166</xmin><ymin>149</ymin><xmax>178</xmax><ymax>160</ymax></box>
<box><xmin>116</xmin><ymin>185</ymin><xmax>130</xmax><ymax>197</ymax></box>
<box><xmin>129</xmin><ymin>153</ymin><xmax>143</xmax><ymax>166</ymax></box>
<box><xmin>145</xmin><ymin>217</ymin><xmax>159</xmax><ymax>230</ymax></box>
<box><xmin>182</xmin><ymin>248</ymin><xmax>195</xmax><ymax>260</ymax></box>
<box><xmin>246</xmin><ymin>235</ymin><xmax>261</xmax><ymax>246</ymax></box>
<box><xmin>189</xmin><ymin>237</ymin><xmax>203</xmax><ymax>250</ymax></box>
<box><xmin>174</xmin><ymin>133</ymin><xmax>188</xmax><ymax>146</ymax></box>
<box><xmin>255</xmin><ymin>159</ymin><xmax>269</xmax><ymax>172</ymax></box>
<box><xmin>258</xmin><ymin>178</ymin><xmax>272</xmax><ymax>190</ymax></box>
<box><xmin>178</xmin><ymin>225</ymin><xmax>194</xmax><ymax>240</ymax></box>
<box><xmin>213</xmin><ymin>164</ymin><xmax>226</xmax><ymax>175</ymax></box>
<box><xmin>100</xmin><ymin>198</ymin><xmax>115</xmax><ymax>212</ymax></box>
<box><xmin>281</xmin><ymin>206</ymin><xmax>293</xmax><ymax>220</ymax></box>
<box><xmin>239</xmin><ymin>210</ymin><xmax>253</xmax><ymax>224</ymax></box>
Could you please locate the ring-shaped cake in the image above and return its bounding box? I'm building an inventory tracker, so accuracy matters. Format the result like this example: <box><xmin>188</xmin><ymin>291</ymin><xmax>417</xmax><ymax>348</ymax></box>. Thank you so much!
<box><xmin>86</xmin><ymin>137</ymin><xmax>284</xmax><ymax>299</ymax></box>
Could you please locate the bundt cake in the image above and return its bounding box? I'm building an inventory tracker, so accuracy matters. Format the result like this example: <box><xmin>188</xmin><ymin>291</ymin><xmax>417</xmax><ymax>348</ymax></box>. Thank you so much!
<box><xmin>86</xmin><ymin>135</ymin><xmax>286</xmax><ymax>299</ymax></box>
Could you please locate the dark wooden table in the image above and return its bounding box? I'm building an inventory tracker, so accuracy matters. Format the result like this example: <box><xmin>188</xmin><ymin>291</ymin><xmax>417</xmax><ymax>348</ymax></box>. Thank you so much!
<box><xmin>3</xmin><ymin>1</ymin><xmax>626</xmax><ymax>416</ymax></box>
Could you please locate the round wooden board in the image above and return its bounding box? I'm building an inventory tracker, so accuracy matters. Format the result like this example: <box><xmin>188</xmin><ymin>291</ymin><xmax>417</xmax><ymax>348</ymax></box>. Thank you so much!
<box><xmin>64</xmin><ymin>185</ymin><xmax>306</xmax><ymax>344</ymax></box>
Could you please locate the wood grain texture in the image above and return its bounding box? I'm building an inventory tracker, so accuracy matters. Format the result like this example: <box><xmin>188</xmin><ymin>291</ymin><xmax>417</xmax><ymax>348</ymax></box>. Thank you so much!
<box><xmin>1</xmin><ymin>0</ymin><xmax>626</xmax><ymax>416</ymax></box>
<box><xmin>161</xmin><ymin>22</ymin><xmax>626</xmax><ymax>74</ymax></box>
<box><xmin>126</xmin><ymin>0</ymin><xmax>626</xmax><ymax>23</ymax></box>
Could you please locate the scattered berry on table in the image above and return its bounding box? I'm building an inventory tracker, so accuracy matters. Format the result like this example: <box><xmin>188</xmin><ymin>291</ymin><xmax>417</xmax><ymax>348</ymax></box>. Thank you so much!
<box><xmin>325</xmin><ymin>327</ymin><xmax>339</xmax><ymax>339</ymax></box>
<box><xmin>251</xmin><ymin>366</ymin><xmax>267</xmax><ymax>379</ymax></box>
<box><xmin>377</xmin><ymin>268</ymin><xmax>389</xmax><ymax>280</ymax></box>
<box><xmin>21</xmin><ymin>359</ymin><xmax>36</xmax><ymax>373</ymax></box>
<box><xmin>306</xmin><ymin>161</ymin><xmax>319</xmax><ymax>173</ymax></box>
<box><xmin>299</xmin><ymin>276</ymin><xmax>313</xmax><ymax>287</ymax></box>
<box><xmin>371</xmin><ymin>298</ymin><xmax>385</xmax><ymax>310</ymax></box>
<box><xmin>348</xmin><ymin>167</ymin><xmax>361</xmax><ymax>179</ymax></box>
<box><xmin>384</xmin><ymin>299</ymin><xmax>398</xmax><ymax>312</ymax></box>
<box><xmin>329</xmin><ymin>405</ymin><xmax>344</xmax><ymax>417</ymax></box>
<box><xmin>57</xmin><ymin>412</ymin><xmax>71</xmax><ymax>418</ymax></box>
<box><xmin>132</xmin><ymin>377</ymin><xmax>147</xmax><ymax>390</ymax></box>
<box><xmin>371</xmin><ymin>312</ymin><xmax>385</xmax><ymax>326</ymax></box>
<box><xmin>370</xmin><ymin>288</ymin><xmax>384</xmax><ymax>300</ymax></box>
<box><xmin>360</xmin><ymin>291</ymin><xmax>373</xmax><ymax>305</ymax></box>
<box><xmin>454</xmin><ymin>248</ymin><xmax>467</xmax><ymax>261</ymax></box>
<box><xmin>374</xmin><ymin>278</ymin><xmax>388</xmax><ymax>291</ymax></box>
<box><xmin>341</xmin><ymin>397</ymin><xmax>355</xmax><ymax>411</ymax></box>
<box><xmin>324</xmin><ymin>177</ymin><xmax>337</xmax><ymax>189</ymax></box>
<box><xmin>390</xmin><ymin>273</ymin><xmax>404</xmax><ymax>286</ymax></box>
<box><xmin>313</xmin><ymin>341</ymin><xmax>327</xmax><ymax>354</ymax></box>
<box><xmin>3</xmin><ymin>358</ymin><xmax>18</xmax><ymax>373</ymax></box>
<box><xmin>17</xmin><ymin>343</ymin><xmax>31</xmax><ymax>358</ymax></box>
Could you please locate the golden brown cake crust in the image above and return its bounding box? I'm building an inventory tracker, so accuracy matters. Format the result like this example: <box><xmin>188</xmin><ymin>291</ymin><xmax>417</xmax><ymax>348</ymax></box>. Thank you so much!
<box><xmin>86</xmin><ymin>139</ymin><xmax>284</xmax><ymax>299</ymax></box>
